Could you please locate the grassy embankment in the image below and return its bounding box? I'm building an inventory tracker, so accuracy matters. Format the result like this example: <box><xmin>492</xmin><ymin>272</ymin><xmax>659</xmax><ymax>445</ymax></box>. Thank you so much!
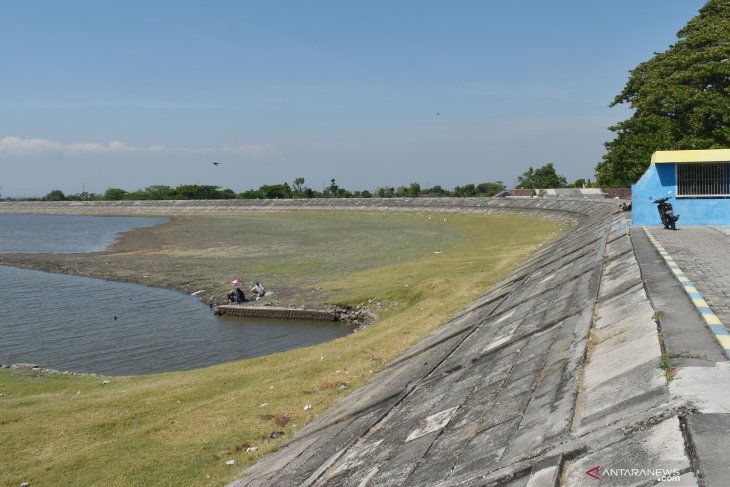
<box><xmin>0</xmin><ymin>211</ymin><xmax>563</xmax><ymax>486</ymax></box>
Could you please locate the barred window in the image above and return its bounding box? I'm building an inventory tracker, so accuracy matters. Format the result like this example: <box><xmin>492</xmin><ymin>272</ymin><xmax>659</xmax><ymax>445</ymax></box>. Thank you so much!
<box><xmin>676</xmin><ymin>163</ymin><xmax>730</xmax><ymax>197</ymax></box>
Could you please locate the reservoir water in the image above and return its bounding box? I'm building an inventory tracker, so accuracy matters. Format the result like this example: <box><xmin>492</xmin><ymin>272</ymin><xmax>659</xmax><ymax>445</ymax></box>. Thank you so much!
<box><xmin>0</xmin><ymin>213</ymin><xmax>169</xmax><ymax>253</ymax></box>
<box><xmin>0</xmin><ymin>214</ymin><xmax>351</xmax><ymax>375</ymax></box>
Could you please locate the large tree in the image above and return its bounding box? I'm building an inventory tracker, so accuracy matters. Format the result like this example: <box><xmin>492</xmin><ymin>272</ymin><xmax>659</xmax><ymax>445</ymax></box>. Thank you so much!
<box><xmin>595</xmin><ymin>0</ymin><xmax>730</xmax><ymax>186</ymax></box>
<box><xmin>103</xmin><ymin>187</ymin><xmax>128</xmax><ymax>200</ymax></box>
<box><xmin>516</xmin><ymin>163</ymin><xmax>567</xmax><ymax>189</ymax></box>
<box><xmin>44</xmin><ymin>189</ymin><xmax>66</xmax><ymax>201</ymax></box>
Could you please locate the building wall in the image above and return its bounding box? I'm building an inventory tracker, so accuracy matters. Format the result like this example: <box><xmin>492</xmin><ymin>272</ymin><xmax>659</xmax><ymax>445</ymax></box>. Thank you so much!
<box><xmin>632</xmin><ymin>163</ymin><xmax>730</xmax><ymax>226</ymax></box>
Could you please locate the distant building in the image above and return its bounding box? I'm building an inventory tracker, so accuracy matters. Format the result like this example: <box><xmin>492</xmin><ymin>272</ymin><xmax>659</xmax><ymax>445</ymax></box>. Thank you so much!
<box><xmin>506</xmin><ymin>189</ymin><xmax>534</xmax><ymax>197</ymax></box>
<box><xmin>632</xmin><ymin>149</ymin><xmax>730</xmax><ymax>226</ymax></box>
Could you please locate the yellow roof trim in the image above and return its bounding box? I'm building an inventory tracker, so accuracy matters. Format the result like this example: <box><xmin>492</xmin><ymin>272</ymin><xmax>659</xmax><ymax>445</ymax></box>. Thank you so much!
<box><xmin>652</xmin><ymin>149</ymin><xmax>730</xmax><ymax>163</ymax></box>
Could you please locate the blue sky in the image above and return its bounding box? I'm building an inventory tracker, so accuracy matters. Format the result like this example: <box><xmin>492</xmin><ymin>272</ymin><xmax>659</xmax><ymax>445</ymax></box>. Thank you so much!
<box><xmin>0</xmin><ymin>0</ymin><xmax>707</xmax><ymax>197</ymax></box>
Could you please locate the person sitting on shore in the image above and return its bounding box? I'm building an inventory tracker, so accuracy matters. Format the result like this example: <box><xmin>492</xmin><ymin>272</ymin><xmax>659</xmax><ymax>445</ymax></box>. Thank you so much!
<box><xmin>251</xmin><ymin>281</ymin><xmax>266</xmax><ymax>300</ymax></box>
<box><xmin>235</xmin><ymin>287</ymin><xmax>246</xmax><ymax>303</ymax></box>
<box><xmin>227</xmin><ymin>290</ymin><xmax>237</xmax><ymax>303</ymax></box>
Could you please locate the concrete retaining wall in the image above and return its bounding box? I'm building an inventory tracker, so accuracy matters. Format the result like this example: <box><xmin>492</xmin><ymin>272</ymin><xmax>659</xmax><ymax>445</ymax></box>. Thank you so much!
<box><xmin>217</xmin><ymin>305</ymin><xmax>337</xmax><ymax>321</ymax></box>
<box><xmin>0</xmin><ymin>197</ymin><xmax>613</xmax><ymax>227</ymax></box>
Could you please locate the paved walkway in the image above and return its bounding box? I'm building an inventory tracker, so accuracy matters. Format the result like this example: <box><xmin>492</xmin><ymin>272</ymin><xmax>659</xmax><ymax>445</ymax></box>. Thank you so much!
<box><xmin>631</xmin><ymin>228</ymin><xmax>727</xmax><ymax>366</ymax></box>
<box><xmin>639</xmin><ymin>225</ymin><xmax>730</xmax><ymax>486</ymax></box>
<box><xmin>643</xmin><ymin>226</ymin><xmax>730</xmax><ymax>329</ymax></box>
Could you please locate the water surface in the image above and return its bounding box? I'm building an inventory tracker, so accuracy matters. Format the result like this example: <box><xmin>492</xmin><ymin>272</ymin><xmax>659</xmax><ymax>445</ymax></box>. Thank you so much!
<box><xmin>0</xmin><ymin>213</ymin><xmax>168</xmax><ymax>253</ymax></box>
<box><xmin>0</xmin><ymin>214</ymin><xmax>351</xmax><ymax>375</ymax></box>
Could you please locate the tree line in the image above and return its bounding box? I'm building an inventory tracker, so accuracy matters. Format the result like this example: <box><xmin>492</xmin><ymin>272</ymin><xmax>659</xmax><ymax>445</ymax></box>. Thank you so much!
<box><xmin>0</xmin><ymin>162</ymin><xmax>594</xmax><ymax>202</ymax></box>
<box><xmin>25</xmin><ymin>179</ymin><xmax>509</xmax><ymax>201</ymax></box>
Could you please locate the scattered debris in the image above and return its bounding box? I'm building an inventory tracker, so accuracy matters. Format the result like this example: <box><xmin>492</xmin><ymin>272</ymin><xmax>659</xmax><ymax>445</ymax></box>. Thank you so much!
<box><xmin>270</xmin><ymin>431</ymin><xmax>285</xmax><ymax>439</ymax></box>
<box><xmin>225</xmin><ymin>460</ymin><xmax>236</xmax><ymax>466</ymax></box>
<box><xmin>246</xmin><ymin>446</ymin><xmax>258</xmax><ymax>452</ymax></box>
<box><xmin>259</xmin><ymin>402</ymin><xmax>269</xmax><ymax>408</ymax></box>
<box><xmin>20</xmin><ymin>483</ymin><xmax>31</xmax><ymax>487</ymax></box>
<box><xmin>102</xmin><ymin>380</ymin><xmax>110</xmax><ymax>385</ymax></box>
<box><xmin>304</xmin><ymin>403</ymin><xmax>313</xmax><ymax>411</ymax></box>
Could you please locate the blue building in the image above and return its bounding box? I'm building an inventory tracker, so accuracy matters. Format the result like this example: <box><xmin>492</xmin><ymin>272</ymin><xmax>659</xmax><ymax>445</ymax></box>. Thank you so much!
<box><xmin>632</xmin><ymin>149</ymin><xmax>730</xmax><ymax>226</ymax></box>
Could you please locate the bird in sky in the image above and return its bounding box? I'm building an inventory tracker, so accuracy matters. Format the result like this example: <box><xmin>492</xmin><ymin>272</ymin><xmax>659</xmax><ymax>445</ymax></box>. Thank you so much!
<box><xmin>212</xmin><ymin>162</ymin><xmax>220</xmax><ymax>166</ymax></box>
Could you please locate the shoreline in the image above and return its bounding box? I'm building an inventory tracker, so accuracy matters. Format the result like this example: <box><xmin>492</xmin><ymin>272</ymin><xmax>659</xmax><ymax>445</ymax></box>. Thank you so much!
<box><xmin>0</xmin><ymin>362</ymin><xmax>97</xmax><ymax>377</ymax></box>
<box><xmin>0</xmin><ymin>198</ymin><xmax>581</xmax><ymax>307</ymax></box>
<box><xmin>0</xmin><ymin>212</ymin><xmax>331</xmax><ymax>308</ymax></box>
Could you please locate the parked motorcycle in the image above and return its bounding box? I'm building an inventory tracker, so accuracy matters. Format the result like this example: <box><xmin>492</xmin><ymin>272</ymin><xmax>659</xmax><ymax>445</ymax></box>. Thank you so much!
<box><xmin>652</xmin><ymin>197</ymin><xmax>679</xmax><ymax>230</ymax></box>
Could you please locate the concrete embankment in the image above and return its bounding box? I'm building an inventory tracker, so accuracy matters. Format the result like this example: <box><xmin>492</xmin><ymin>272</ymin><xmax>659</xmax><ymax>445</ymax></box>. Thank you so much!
<box><xmin>216</xmin><ymin>304</ymin><xmax>375</xmax><ymax>325</ymax></box>
<box><xmin>215</xmin><ymin>200</ymin><xmax>719</xmax><ymax>487</ymax></box>
<box><xmin>0</xmin><ymin>197</ymin><xmax>596</xmax><ymax>224</ymax></box>
<box><xmin>227</xmin><ymin>198</ymin><xmax>619</xmax><ymax>487</ymax></box>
